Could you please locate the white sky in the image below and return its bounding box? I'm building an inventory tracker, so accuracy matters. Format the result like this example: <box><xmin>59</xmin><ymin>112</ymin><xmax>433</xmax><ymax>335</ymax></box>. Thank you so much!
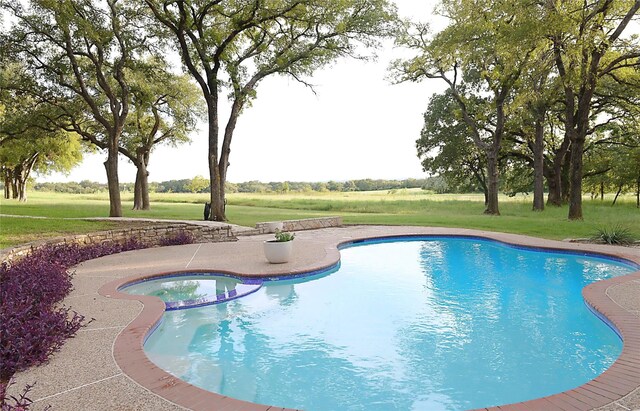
<box><xmin>38</xmin><ymin>0</ymin><xmax>446</xmax><ymax>184</ymax></box>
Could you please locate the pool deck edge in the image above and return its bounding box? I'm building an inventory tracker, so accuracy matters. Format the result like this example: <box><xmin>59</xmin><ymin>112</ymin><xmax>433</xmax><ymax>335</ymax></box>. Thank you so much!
<box><xmin>10</xmin><ymin>226</ymin><xmax>640</xmax><ymax>411</ymax></box>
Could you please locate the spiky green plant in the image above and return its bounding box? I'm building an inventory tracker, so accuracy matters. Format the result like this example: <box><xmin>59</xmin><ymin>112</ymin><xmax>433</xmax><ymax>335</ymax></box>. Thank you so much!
<box><xmin>591</xmin><ymin>225</ymin><xmax>635</xmax><ymax>245</ymax></box>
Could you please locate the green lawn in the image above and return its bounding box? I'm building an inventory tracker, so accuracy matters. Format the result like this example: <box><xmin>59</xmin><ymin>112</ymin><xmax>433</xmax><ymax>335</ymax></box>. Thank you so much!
<box><xmin>1</xmin><ymin>190</ymin><xmax>638</xmax><ymax>248</ymax></box>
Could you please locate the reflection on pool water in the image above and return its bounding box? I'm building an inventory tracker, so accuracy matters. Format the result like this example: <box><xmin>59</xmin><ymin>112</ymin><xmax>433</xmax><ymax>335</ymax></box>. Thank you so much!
<box><xmin>142</xmin><ymin>238</ymin><xmax>638</xmax><ymax>411</ymax></box>
<box><xmin>121</xmin><ymin>275</ymin><xmax>262</xmax><ymax>310</ymax></box>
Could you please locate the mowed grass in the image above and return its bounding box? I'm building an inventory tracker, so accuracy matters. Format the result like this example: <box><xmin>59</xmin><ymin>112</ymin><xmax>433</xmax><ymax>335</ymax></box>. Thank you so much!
<box><xmin>1</xmin><ymin>189</ymin><xmax>638</xmax><ymax>248</ymax></box>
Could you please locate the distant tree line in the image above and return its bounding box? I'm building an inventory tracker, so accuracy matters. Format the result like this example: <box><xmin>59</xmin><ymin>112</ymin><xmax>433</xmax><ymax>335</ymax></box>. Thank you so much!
<box><xmin>29</xmin><ymin>180</ymin><xmax>136</xmax><ymax>195</ymax></box>
<box><xmin>30</xmin><ymin>177</ymin><xmax>450</xmax><ymax>195</ymax></box>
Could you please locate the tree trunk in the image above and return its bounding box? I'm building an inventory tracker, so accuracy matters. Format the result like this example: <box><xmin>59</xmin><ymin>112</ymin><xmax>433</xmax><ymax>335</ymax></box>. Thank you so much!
<box><xmin>567</xmin><ymin>85</ymin><xmax>593</xmax><ymax>221</ymax></box>
<box><xmin>476</xmin><ymin>172</ymin><xmax>489</xmax><ymax>206</ymax></box>
<box><xmin>561</xmin><ymin>149</ymin><xmax>571</xmax><ymax>203</ymax></box>
<box><xmin>636</xmin><ymin>177</ymin><xmax>639</xmax><ymax>208</ymax></box>
<box><xmin>207</xmin><ymin>98</ymin><xmax>226</xmax><ymax>221</ymax></box>
<box><xmin>141</xmin><ymin>154</ymin><xmax>150</xmax><ymax>210</ymax></box>
<box><xmin>10</xmin><ymin>176</ymin><xmax>18</xmax><ymax>200</ymax></box>
<box><xmin>104</xmin><ymin>145</ymin><xmax>122</xmax><ymax>217</ymax></box>
<box><xmin>2</xmin><ymin>167</ymin><xmax>12</xmax><ymax>199</ymax></box>
<box><xmin>611</xmin><ymin>185</ymin><xmax>622</xmax><ymax>206</ymax></box>
<box><xmin>600</xmin><ymin>181</ymin><xmax>604</xmax><ymax>201</ymax></box>
<box><xmin>567</xmin><ymin>132</ymin><xmax>584</xmax><ymax>219</ymax></box>
<box><xmin>208</xmin><ymin>93</ymin><xmax>243</xmax><ymax>222</ymax></box>
<box><xmin>532</xmin><ymin>118</ymin><xmax>545</xmax><ymax>211</ymax></box>
<box><xmin>546</xmin><ymin>137</ymin><xmax>570</xmax><ymax>207</ymax></box>
<box><xmin>132</xmin><ymin>151</ymin><xmax>150</xmax><ymax>210</ymax></box>
<box><xmin>547</xmin><ymin>169</ymin><xmax>562</xmax><ymax>206</ymax></box>
<box><xmin>133</xmin><ymin>171</ymin><xmax>142</xmax><ymax>210</ymax></box>
<box><xmin>11</xmin><ymin>164</ymin><xmax>25</xmax><ymax>201</ymax></box>
<box><xmin>16</xmin><ymin>176</ymin><xmax>27</xmax><ymax>202</ymax></box>
<box><xmin>209</xmin><ymin>161</ymin><xmax>225</xmax><ymax>220</ymax></box>
<box><xmin>215</xmin><ymin>99</ymin><xmax>243</xmax><ymax>221</ymax></box>
<box><xmin>15</xmin><ymin>153</ymin><xmax>38</xmax><ymax>203</ymax></box>
<box><xmin>484</xmin><ymin>151</ymin><xmax>500</xmax><ymax>215</ymax></box>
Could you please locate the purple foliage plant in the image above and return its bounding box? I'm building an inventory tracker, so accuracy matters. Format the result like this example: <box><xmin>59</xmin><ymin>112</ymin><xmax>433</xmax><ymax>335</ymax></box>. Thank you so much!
<box><xmin>0</xmin><ymin>380</ymin><xmax>50</xmax><ymax>411</ymax></box>
<box><xmin>158</xmin><ymin>231</ymin><xmax>195</xmax><ymax>247</ymax></box>
<box><xmin>0</xmin><ymin>234</ymin><xmax>182</xmax><ymax>407</ymax></box>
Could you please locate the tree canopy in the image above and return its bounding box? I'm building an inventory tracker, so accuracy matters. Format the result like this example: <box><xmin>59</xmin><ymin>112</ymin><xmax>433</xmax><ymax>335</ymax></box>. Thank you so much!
<box><xmin>120</xmin><ymin>57</ymin><xmax>204</xmax><ymax>210</ymax></box>
<box><xmin>2</xmin><ymin>0</ymin><xmax>150</xmax><ymax>215</ymax></box>
<box><xmin>0</xmin><ymin>60</ymin><xmax>83</xmax><ymax>201</ymax></box>
<box><xmin>393</xmin><ymin>0</ymin><xmax>545</xmax><ymax>215</ymax></box>
<box><xmin>145</xmin><ymin>0</ymin><xmax>398</xmax><ymax>220</ymax></box>
<box><xmin>396</xmin><ymin>0</ymin><xmax>640</xmax><ymax>217</ymax></box>
<box><xmin>1</xmin><ymin>0</ymin><xmax>201</xmax><ymax>214</ymax></box>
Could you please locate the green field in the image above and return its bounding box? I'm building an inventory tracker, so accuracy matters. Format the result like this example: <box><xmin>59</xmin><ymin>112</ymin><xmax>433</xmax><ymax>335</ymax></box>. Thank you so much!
<box><xmin>1</xmin><ymin>190</ymin><xmax>638</xmax><ymax>249</ymax></box>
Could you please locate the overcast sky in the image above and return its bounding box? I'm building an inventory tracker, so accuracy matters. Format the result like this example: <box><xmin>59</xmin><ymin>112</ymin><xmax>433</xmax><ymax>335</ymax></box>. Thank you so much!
<box><xmin>38</xmin><ymin>0</ymin><xmax>446</xmax><ymax>184</ymax></box>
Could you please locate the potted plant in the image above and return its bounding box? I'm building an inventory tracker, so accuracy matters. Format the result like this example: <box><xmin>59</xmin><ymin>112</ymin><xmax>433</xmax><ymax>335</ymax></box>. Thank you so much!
<box><xmin>263</xmin><ymin>229</ymin><xmax>295</xmax><ymax>263</ymax></box>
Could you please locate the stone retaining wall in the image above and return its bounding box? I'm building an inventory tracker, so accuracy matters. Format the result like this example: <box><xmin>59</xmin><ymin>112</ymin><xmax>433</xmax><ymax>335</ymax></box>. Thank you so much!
<box><xmin>1</xmin><ymin>223</ymin><xmax>236</xmax><ymax>263</ymax></box>
<box><xmin>252</xmin><ymin>216</ymin><xmax>343</xmax><ymax>235</ymax></box>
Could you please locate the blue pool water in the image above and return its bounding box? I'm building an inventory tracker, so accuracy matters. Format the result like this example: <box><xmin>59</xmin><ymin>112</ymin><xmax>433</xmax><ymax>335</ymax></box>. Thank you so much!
<box><xmin>141</xmin><ymin>238</ymin><xmax>637</xmax><ymax>410</ymax></box>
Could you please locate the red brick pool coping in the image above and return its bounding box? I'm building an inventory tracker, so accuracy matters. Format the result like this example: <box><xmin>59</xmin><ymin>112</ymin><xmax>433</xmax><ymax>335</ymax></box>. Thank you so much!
<box><xmin>98</xmin><ymin>229</ymin><xmax>640</xmax><ymax>411</ymax></box>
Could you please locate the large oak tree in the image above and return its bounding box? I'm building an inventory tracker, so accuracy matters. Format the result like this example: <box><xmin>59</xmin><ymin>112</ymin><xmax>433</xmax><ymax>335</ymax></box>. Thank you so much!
<box><xmin>545</xmin><ymin>0</ymin><xmax>640</xmax><ymax>219</ymax></box>
<box><xmin>2</xmin><ymin>0</ymin><xmax>155</xmax><ymax>216</ymax></box>
<box><xmin>417</xmin><ymin>90</ymin><xmax>490</xmax><ymax>203</ymax></box>
<box><xmin>145</xmin><ymin>0</ymin><xmax>397</xmax><ymax>221</ymax></box>
<box><xmin>121</xmin><ymin>58</ymin><xmax>204</xmax><ymax>210</ymax></box>
<box><xmin>394</xmin><ymin>0</ymin><xmax>541</xmax><ymax>215</ymax></box>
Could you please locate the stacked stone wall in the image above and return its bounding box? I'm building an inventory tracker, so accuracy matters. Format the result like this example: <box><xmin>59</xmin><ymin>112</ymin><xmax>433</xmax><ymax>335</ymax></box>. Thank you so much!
<box><xmin>252</xmin><ymin>216</ymin><xmax>342</xmax><ymax>235</ymax></box>
<box><xmin>1</xmin><ymin>223</ymin><xmax>236</xmax><ymax>263</ymax></box>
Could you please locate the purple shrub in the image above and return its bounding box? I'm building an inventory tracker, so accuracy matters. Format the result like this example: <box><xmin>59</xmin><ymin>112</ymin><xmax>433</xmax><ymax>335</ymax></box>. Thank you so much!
<box><xmin>119</xmin><ymin>237</ymin><xmax>146</xmax><ymax>252</ymax></box>
<box><xmin>0</xmin><ymin>249</ymin><xmax>85</xmax><ymax>405</ymax></box>
<box><xmin>0</xmin><ymin>297</ymin><xmax>84</xmax><ymax>384</ymax></box>
<box><xmin>0</xmin><ymin>380</ymin><xmax>41</xmax><ymax>411</ymax></box>
<box><xmin>27</xmin><ymin>238</ymin><xmax>146</xmax><ymax>269</ymax></box>
<box><xmin>158</xmin><ymin>231</ymin><xmax>195</xmax><ymax>247</ymax></box>
<box><xmin>27</xmin><ymin>243</ymin><xmax>86</xmax><ymax>268</ymax></box>
<box><xmin>0</xmin><ymin>235</ymin><xmax>169</xmax><ymax>406</ymax></box>
<box><xmin>0</xmin><ymin>239</ymin><xmax>148</xmax><ymax>405</ymax></box>
<box><xmin>0</xmin><ymin>260</ymin><xmax>71</xmax><ymax>309</ymax></box>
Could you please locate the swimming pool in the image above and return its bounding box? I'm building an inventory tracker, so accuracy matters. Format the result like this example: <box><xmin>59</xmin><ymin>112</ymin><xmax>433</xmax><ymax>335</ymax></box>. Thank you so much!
<box><xmin>136</xmin><ymin>237</ymin><xmax>638</xmax><ymax>410</ymax></box>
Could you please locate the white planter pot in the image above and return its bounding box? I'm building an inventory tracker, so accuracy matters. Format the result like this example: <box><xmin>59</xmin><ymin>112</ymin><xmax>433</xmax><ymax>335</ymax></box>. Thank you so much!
<box><xmin>263</xmin><ymin>240</ymin><xmax>293</xmax><ymax>264</ymax></box>
<box><xmin>264</xmin><ymin>221</ymin><xmax>284</xmax><ymax>233</ymax></box>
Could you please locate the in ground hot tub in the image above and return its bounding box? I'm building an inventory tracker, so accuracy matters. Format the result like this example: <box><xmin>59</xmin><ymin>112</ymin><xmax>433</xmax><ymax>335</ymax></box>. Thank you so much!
<box><xmin>120</xmin><ymin>274</ymin><xmax>262</xmax><ymax>310</ymax></box>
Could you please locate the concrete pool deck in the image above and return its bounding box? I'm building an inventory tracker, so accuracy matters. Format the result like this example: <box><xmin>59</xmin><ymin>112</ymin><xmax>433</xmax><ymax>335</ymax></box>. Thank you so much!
<box><xmin>8</xmin><ymin>226</ymin><xmax>640</xmax><ymax>411</ymax></box>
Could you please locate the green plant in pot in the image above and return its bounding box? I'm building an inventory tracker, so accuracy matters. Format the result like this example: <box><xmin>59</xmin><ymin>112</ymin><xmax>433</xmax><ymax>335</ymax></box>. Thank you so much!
<box><xmin>274</xmin><ymin>230</ymin><xmax>295</xmax><ymax>242</ymax></box>
<box><xmin>264</xmin><ymin>229</ymin><xmax>295</xmax><ymax>263</ymax></box>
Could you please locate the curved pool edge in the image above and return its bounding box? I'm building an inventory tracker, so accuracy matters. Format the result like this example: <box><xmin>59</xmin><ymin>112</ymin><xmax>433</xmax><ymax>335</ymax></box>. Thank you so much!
<box><xmin>118</xmin><ymin>272</ymin><xmax>266</xmax><ymax>311</ymax></box>
<box><xmin>98</xmin><ymin>227</ymin><xmax>640</xmax><ymax>411</ymax></box>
